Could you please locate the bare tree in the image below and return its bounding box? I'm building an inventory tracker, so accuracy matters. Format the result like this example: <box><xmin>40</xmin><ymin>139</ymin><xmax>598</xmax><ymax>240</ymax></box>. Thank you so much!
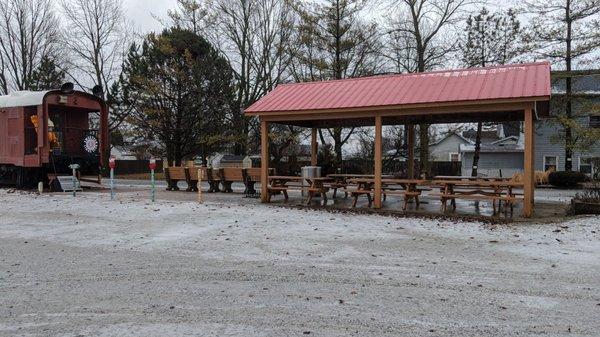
<box><xmin>167</xmin><ymin>0</ymin><xmax>297</xmax><ymax>155</ymax></box>
<box><xmin>385</xmin><ymin>0</ymin><xmax>477</xmax><ymax>176</ymax></box>
<box><xmin>291</xmin><ymin>0</ymin><xmax>382</xmax><ymax>167</ymax></box>
<box><xmin>525</xmin><ymin>0</ymin><xmax>600</xmax><ymax>171</ymax></box>
<box><xmin>0</xmin><ymin>0</ymin><xmax>60</xmax><ymax>94</ymax></box>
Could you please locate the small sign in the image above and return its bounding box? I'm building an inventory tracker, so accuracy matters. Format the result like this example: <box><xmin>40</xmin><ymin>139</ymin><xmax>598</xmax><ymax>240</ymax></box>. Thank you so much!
<box><xmin>149</xmin><ymin>158</ymin><xmax>157</xmax><ymax>170</ymax></box>
<box><xmin>109</xmin><ymin>157</ymin><xmax>116</xmax><ymax>169</ymax></box>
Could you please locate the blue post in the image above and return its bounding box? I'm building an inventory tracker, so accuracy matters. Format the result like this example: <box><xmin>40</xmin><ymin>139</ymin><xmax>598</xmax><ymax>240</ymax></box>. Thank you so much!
<box><xmin>151</xmin><ymin>168</ymin><xmax>155</xmax><ymax>202</ymax></box>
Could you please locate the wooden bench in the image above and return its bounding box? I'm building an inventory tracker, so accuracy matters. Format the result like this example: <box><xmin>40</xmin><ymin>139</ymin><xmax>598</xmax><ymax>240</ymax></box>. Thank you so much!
<box><xmin>187</xmin><ymin>167</ymin><xmax>220</xmax><ymax>192</ymax></box>
<box><xmin>243</xmin><ymin>168</ymin><xmax>275</xmax><ymax>196</ymax></box>
<box><xmin>218</xmin><ymin>168</ymin><xmax>245</xmax><ymax>193</ymax></box>
<box><xmin>165</xmin><ymin>166</ymin><xmax>188</xmax><ymax>191</ymax></box>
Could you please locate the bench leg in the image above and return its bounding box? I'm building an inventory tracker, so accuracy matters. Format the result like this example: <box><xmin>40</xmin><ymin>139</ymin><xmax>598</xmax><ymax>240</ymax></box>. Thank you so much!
<box><xmin>351</xmin><ymin>194</ymin><xmax>358</xmax><ymax>208</ymax></box>
<box><xmin>283</xmin><ymin>189</ymin><xmax>289</xmax><ymax>201</ymax></box>
<box><xmin>172</xmin><ymin>180</ymin><xmax>180</xmax><ymax>191</ymax></box>
<box><xmin>403</xmin><ymin>195</ymin><xmax>408</xmax><ymax>211</ymax></box>
<box><xmin>322</xmin><ymin>191</ymin><xmax>327</xmax><ymax>205</ymax></box>
<box><xmin>333</xmin><ymin>188</ymin><xmax>337</xmax><ymax>199</ymax></box>
<box><xmin>367</xmin><ymin>194</ymin><xmax>372</xmax><ymax>207</ymax></box>
<box><xmin>415</xmin><ymin>195</ymin><xmax>420</xmax><ymax>208</ymax></box>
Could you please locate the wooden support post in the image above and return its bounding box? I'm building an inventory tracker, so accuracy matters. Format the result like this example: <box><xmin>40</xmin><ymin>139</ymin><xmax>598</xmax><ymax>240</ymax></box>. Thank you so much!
<box><xmin>374</xmin><ymin>116</ymin><xmax>383</xmax><ymax>209</ymax></box>
<box><xmin>261</xmin><ymin>120</ymin><xmax>269</xmax><ymax>203</ymax></box>
<box><xmin>407</xmin><ymin>124</ymin><xmax>415</xmax><ymax>179</ymax></box>
<box><xmin>311</xmin><ymin>128</ymin><xmax>318</xmax><ymax>166</ymax></box>
<box><xmin>523</xmin><ymin>107</ymin><xmax>535</xmax><ymax>217</ymax></box>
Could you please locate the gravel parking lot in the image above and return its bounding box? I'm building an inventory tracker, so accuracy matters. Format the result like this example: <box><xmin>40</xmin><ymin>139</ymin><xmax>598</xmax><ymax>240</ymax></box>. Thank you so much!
<box><xmin>1</xmin><ymin>189</ymin><xmax>599</xmax><ymax>336</ymax></box>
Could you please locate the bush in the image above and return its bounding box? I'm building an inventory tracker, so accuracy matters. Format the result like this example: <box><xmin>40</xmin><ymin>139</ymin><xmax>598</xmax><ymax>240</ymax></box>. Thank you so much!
<box><xmin>548</xmin><ymin>171</ymin><xmax>586</xmax><ymax>188</ymax></box>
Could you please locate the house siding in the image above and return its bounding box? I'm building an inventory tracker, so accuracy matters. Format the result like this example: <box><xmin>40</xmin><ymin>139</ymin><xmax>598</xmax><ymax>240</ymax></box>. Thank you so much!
<box><xmin>429</xmin><ymin>134</ymin><xmax>468</xmax><ymax>161</ymax></box>
<box><xmin>461</xmin><ymin>152</ymin><xmax>524</xmax><ymax>177</ymax></box>
<box><xmin>535</xmin><ymin>117</ymin><xmax>600</xmax><ymax>172</ymax></box>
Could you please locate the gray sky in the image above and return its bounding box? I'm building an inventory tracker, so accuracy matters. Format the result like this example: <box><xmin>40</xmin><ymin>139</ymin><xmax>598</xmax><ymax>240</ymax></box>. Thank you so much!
<box><xmin>123</xmin><ymin>0</ymin><xmax>176</xmax><ymax>33</ymax></box>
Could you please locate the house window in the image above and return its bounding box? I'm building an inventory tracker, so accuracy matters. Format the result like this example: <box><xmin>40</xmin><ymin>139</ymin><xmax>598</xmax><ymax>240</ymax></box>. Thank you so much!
<box><xmin>544</xmin><ymin>156</ymin><xmax>558</xmax><ymax>172</ymax></box>
<box><xmin>590</xmin><ymin>116</ymin><xmax>600</xmax><ymax>128</ymax></box>
<box><xmin>579</xmin><ymin>157</ymin><xmax>597</xmax><ymax>176</ymax></box>
<box><xmin>449</xmin><ymin>153</ymin><xmax>460</xmax><ymax>162</ymax></box>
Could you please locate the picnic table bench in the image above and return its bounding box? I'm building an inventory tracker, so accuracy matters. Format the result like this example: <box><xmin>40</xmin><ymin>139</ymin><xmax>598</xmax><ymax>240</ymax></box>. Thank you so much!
<box><xmin>429</xmin><ymin>179</ymin><xmax>523</xmax><ymax>214</ymax></box>
<box><xmin>267</xmin><ymin>176</ymin><xmax>332</xmax><ymax>205</ymax></box>
<box><xmin>348</xmin><ymin>178</ymin><xmax>428</xmax><ymax>210</ymax></box>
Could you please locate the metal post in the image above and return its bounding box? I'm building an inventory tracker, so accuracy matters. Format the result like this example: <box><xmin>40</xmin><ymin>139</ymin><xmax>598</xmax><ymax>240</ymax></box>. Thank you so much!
<box><xmin>151</xmin><ymin>168</ymin><xmax>156</xmax><ymax>202</ymax></box>
<box><xmin>72</xmin><ymin>167</ymin><xmax>77</xmax><ymax>197</ymax></box>
<box><xmin>110</xmin><ymin>167</ymin><xmax>115</xmax><ymax>200</ymax></box>
<box><xmin>69</xmin><ymin>163</ymin><xmax>80</xmax><ymax>197</ymax></box>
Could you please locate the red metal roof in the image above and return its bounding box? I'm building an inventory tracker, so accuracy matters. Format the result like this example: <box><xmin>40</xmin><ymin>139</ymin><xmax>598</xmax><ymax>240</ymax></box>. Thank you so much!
<box><xmin>245</xmin><ymin>62</ymin><xmax>551</xmax><ymax>114</ymax></box>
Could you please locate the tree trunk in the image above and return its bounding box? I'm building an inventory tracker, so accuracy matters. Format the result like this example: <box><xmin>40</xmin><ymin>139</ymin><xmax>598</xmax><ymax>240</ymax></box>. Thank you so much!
<box><xmin>564</xmin><ymin>0</ymin><xmax>573</xmax><ymax>172</ymax></box>
<box><xmin>471</xmin><ymin>122</ymin><xmax>482</xmax><ymax>177</ymax></box>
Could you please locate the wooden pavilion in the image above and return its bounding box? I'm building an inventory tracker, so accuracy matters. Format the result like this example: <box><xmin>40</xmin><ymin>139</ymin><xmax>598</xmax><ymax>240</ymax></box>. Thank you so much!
<box><xmin>245</xmin><ymin>62</ymin><xmax>551</xmax><ymax>217</ymax></box>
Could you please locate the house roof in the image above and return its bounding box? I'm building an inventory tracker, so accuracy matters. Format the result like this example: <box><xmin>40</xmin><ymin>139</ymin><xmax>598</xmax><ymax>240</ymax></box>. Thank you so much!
<box><xmin>245</xmin><ymin>62</ymin><xmax>551</xmax><ymax>114</ymax></box>
<box><xmin>430</xmin><ymin>132</ymin><xmax>473</xmax><ymax>147</ymax></box>
<box><xmin>552</xmin><ymin>71</ymin><xmax>600</xmax><ymax>94</ymax></box>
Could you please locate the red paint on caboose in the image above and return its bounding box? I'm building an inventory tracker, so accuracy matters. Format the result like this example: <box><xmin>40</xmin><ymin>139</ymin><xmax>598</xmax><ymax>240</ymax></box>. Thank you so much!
<box><xmin>0</xmin><ymin>89</ymin><xmax>109</xmax><ymax>186</ymax></box>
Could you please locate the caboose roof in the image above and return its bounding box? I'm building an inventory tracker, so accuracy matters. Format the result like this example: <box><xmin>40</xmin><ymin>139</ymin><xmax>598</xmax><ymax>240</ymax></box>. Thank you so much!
<box><xmin>0</xmin><ymin>90</ymin><xmax>51</xmax><ymax>108</ymax></box>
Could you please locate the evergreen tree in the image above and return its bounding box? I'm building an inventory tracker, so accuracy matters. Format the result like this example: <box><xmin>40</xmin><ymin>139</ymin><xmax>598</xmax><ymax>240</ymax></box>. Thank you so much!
<box><xmin>120</xmin><ymin>28</ymin><xmax>236</xmax><ymax>166</ymax></box>
<box><xmin>461</xmin><ymin>7</ymin><xmax>523</xmax><ymax>177</ymax></box>
<box><xmin>26</xmin><ymin>55</ymin><xmax>66</xmax><ymax>91</ymax></box>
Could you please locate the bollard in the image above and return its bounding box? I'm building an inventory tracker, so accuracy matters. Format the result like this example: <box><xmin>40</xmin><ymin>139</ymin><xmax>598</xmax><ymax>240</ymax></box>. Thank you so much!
<box><xmin>109</xmin><ymin>157</ymin><xmax>116</xmax><ymax>200</ymax></box>
<box><xmin>197</xmin><ymin>168</ymin><xmax>203</xmax><ymax>203</ymax></box>
<box><xmin>149</xmin><ymin>158</ymin><xmax>157</xmax><ymax>202</ymax></box>
<box><xmin>38</xmin><ymin>181</ymin><xmax>43</xmax><ymax>195</ymax></box>
<box><xmin>69</xmin><ymin>164</ymin><xmax>80</xmax><ymax>197</ymax></box>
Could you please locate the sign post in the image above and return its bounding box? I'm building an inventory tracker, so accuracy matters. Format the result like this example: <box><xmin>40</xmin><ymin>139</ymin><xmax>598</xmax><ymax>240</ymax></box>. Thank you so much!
<box><xmin>149</xmin><ymin>158</ymin><xmax>157</xmax><ymax>202</ymax></box>
<box><xmin>109</xmin><ymin>157</ymin><xmax>116</xmax><ymax>200</ymax></box>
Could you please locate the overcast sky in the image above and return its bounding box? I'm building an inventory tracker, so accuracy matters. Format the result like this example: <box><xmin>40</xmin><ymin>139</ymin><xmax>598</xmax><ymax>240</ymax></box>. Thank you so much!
<box><xmin>123</xmin><ymin>0</ymin><xmax>176</xmax><ymax>33</ymax></box>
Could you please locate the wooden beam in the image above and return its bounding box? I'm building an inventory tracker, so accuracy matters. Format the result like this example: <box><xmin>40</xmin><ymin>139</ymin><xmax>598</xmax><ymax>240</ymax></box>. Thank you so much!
<box><xmin>374</xmin><ymin>116</ymin><xmax>383</xmax><ymax>209</ymax></box>
<box><xmin>407</xmin><ymin>125</ymin><xmax>415</xmax><ymax>179</ymax></box>
<box><xmin>523</xmin><ymin>107</ymin><xmax>535</xmax><ymax>217</ymax></box>
<box><xmin>311</xmin><ymin>128</ymin><xmax>318</xmax><ymax>166</ymax></box>
<box><xmin>260</xmin><ymin>120</ymin><xmax>269</xmax><ymax>203</ymax></box>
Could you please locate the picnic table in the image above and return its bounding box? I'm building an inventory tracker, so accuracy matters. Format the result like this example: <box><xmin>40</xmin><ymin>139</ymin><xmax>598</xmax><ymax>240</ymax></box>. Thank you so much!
<box><xmin>327</xmin><ymin>174</ymin><xmax>394</xmax><ymax>198</ymax></box>
<box><xmin>267</xmin><ymin>176</ymin><xmax>332</xmax><ymax>205</ymax></box>
<box><xmin>430</xmin><ymin>179</ymin><xmax>523</xmax><ymax>214</ymax></box>
<box><xmin>347</xmin><ymin>178</ymin><xmax>427</xmax><ymax>210</ymax></box>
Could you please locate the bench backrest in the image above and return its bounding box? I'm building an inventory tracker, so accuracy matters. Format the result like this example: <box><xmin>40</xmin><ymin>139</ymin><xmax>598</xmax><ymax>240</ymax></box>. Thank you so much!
<box><xmin>167</xmin><ymin>166</ymin><xmax>187</xmax><ymax>180</ymax></box>
<box><xmin>221</xmin><ymin>168</ymin><xmax>244</xmax><ymax>181</ymax></box>
<box><xmin>244</xmin><ymin>168</ymin><xmax>274</xmax><ymax>181</ymax></box>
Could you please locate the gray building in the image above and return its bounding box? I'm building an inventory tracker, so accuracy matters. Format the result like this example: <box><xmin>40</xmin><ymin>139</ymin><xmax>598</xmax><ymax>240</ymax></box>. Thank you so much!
<box><xmin>429</xmin><ymin>133</ymin><xmax>471</xmax><ymax>162</ymax></box>
<box><xmin>457</xmin><ymin>71</ymin><xmax>600</xmax><ymax>178</ymax></box>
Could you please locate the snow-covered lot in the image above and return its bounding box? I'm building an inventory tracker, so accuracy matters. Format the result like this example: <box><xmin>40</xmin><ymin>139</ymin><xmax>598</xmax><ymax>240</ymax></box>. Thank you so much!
<box><xmin>1</xmin><ymin>190</ymin><xmax>599</xmax><ymax>336</ymax></box>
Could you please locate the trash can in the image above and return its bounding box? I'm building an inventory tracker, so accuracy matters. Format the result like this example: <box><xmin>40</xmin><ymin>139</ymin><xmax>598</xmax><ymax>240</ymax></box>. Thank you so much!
<box><xmin>301</xmin><ymin>166</ymin><xmax>321</xmax><ymax>196</ymax></box>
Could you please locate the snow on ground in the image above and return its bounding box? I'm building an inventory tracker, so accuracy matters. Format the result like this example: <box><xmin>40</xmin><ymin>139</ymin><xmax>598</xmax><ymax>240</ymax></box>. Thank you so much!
<box><xmin>0</xmin><ymin>189</ymin><xmax>599</xmax><ymax>336</ymax></box>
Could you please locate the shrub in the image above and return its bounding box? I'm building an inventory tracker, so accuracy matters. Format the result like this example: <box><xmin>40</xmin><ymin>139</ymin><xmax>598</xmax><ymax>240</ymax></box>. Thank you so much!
<box><xmin>548</xmin><ymin>171</ymin><xmax>586</xmax><ymax>188</ymax></box>
<box><xmin>573</xmin><ymin>183</ymin><xmax>600</xmax><ymax>203</ymax></box>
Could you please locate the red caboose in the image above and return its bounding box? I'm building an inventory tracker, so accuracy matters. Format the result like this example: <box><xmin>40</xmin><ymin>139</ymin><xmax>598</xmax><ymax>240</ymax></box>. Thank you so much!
<box><xmin>0</xmin><ymin>84</ymin><xmax>109</xmax><ymax>188</ymax></box>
